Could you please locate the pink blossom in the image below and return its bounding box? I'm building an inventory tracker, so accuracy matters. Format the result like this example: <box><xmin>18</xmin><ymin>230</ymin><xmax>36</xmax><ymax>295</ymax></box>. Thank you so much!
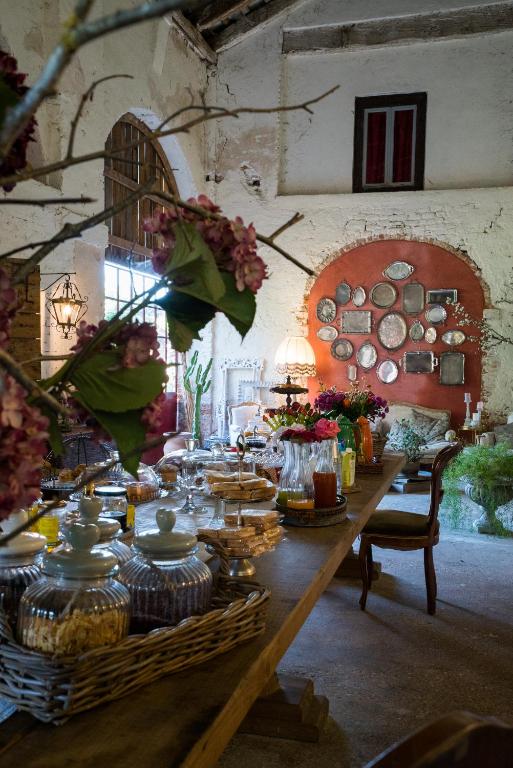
<box><xmin>314</xmin><ymin>418</ymin><xmax>340</xmax><ymax>440</ymax></box>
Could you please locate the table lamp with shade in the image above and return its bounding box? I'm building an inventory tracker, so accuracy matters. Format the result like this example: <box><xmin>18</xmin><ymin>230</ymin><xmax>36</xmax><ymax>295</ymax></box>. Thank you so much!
<box><xmin>271</xmin><ymin>335</ymin><xmax>316</xmax><ymax>406</ymax></box>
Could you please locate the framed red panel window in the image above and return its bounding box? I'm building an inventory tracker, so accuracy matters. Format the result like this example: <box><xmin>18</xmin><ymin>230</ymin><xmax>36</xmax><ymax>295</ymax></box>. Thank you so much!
<box><xmin>353</xmin><ymin>93</ymin><xmax>427</xmax><ymax>193</ymax></box>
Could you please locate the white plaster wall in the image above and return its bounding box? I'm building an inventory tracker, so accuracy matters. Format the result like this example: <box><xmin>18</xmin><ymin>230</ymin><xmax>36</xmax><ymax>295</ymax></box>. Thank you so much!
<box><xmin>0</xmin><ymin>1</ymin><xmax>210</xmax><ymax>376</ymax></box>
<box><xmin>208</xmin><ymin>0</ymin><xmax>513</xmax><ymax>420</ymax></box>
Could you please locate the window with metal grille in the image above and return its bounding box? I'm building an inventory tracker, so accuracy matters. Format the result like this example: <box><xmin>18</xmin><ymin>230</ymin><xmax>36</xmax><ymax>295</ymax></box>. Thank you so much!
<box><xmin>103</xmin><ymin>114</ymin><xmax>177</xmax><ymax>386</ymax></box>
<box><xmin>353</xmin><ymin>93</ymin><xmax>427</xmax><ymax>193</ymax></box>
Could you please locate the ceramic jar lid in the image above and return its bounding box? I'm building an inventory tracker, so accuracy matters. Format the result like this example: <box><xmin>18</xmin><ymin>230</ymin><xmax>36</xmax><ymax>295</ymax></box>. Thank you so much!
<box><xmin>77</xmin><ymin>496</ymin><xmax>121</xmax><ymax>542</ymax></box>
<box><xmin>134</xmin><ymin>508</ymin><xmax>197</xmax><ymax>559</ymax></box>
<box><xmin>0</xmin><ymin>510</ymin><xmax>46</xmax><ymax>560</ymax></box>
<box><xmin>44</xmin><ymin>522</ymin><xmax>117</xmax><ymax>579</ymax></box>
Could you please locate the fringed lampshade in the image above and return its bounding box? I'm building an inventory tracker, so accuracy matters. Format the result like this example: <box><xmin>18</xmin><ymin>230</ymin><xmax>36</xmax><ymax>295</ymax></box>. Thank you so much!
<box><xmin>274</xmin><ymin>335</ymin><xmax>316</xmax><ymax>378</ymax></box>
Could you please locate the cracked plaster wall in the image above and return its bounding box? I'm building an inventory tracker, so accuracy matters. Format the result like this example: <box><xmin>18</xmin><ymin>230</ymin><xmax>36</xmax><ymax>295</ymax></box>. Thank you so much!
<box><xmin>206</xmin><ymin>0</ymin><xmax>513</xmax><ymax>422</ymax></box>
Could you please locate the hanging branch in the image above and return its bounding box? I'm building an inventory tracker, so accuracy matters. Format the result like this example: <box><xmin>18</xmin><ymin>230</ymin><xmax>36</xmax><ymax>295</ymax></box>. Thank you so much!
<box><xmin>0</xmin><ymin>196</ymin><xmax>95</xmax><ymax>206</ymax></box>
<box><xmin>0</xmin><ymin>0</ymin><xmax>198</xmax><ymax>160</ymax></box>
<box><xmin>0</xmin><ymin>85</ymin><xmax>339</xmax><ymax>190</ymax></box>
<box><xmin>11</xmin><ymin>177</ymin><xmax>155</xmax><ymax>284</ymax></box>
<box><xmin>0</xmin><ymin>348</ymin><xmax>70</xmax><ymax>417</ymax></box>
<box><xmin>268</xmin><ymin>212</ymin><xmax>304</xmax><ymax>241</ymax></box>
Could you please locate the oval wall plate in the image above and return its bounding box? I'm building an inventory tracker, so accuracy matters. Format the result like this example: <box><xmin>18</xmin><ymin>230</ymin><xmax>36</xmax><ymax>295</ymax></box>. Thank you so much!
<box><xmin>425</xmin><ymin>327</ymin><xmax>437</xmax><ymax>343</ymax></box>
<box><xmin>316</xmin><ymin>297</ymin><xmax>336</xmax><ymax>323</ymax></box>
<box><xmin>331</xmin><ymin>338</ymin><xmax>354</xmax><ymax>361</ymax></box>
<box><xmin>317</xmin><ymin>325</ymin><xmax>338</xmax><ymax>342</ymax></box>
<box><xmin>377</xmin><ymin>312</ymin><xmax>408</xmax><ymax>350</ymax></box>
<box><xmin>442</xmin><ymin>329</ymin><xmax>466</xmax><ymax>346</ymax></box>
<box><xmin>335</xmin><ymin>282</ymin><xmax>351</xmax><ymax>305</ymax></box>
<box><xmin>383</xmin><ymin>261</ymin><xmax>415</xmax><ymax>280</ymax></box>
<box><xmin>409</xmin><ymin>320</ymin><xmax>424</xmax><ymax>342</ymax></box>
<box><xmin>370</xmin><ymin>281</ymin><xmax>398</xmax><ymax>309</ymax></box>
<box><xmin>352</xmin><ymin>286</ymin><xmax>366</xmax><ymax>307</ymax></box>
<box><xmin>356</xmin><ymin>342</ymin><xmax>378</xmax><ymax>370</ymax></box>
<box><xmin>377</xmin><ymin>359</ymin><xmax>399</xmax><ymax>384</ymax></box>
<box><xmin>425</xmin><ymin>304</ymin><xmax>447</xmax><ymax>325</ymax></box>
<box><xmin>347</xmin><ymin>364</ymin><xmax>358</xmax><ymax>381</ymax></box>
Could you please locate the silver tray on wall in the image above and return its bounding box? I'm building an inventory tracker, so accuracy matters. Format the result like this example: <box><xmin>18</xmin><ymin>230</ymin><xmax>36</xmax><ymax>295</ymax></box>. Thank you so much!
<box><xmin>331</xmin><ymin>338</ymin><xmax>354</xmax><ymax>361</ymax></box>
<box><xmin>340</xmin><ymin>310</ymin><xmax>372</xmax><ymax>334</ymax></box>
<box><xmin>440</xmin><ymin>351</ymin><xmax>465</xmax><ymax>385</ymax></box>
<box><xmin>316</xmin><ymin>297</ymin><xmax>337</xmax><ymax>323</ymax></box>
<box><xmin>356</xmin><ymin>342</ymin><xmax>378</xmax><ymax>369</ymax></box>
<box><xmin>383</xmin><ymin>261</ymin><xmax>415</xmax><ymax>281</ymax></box>
<box><xmin>377</xmin><ymin>312</ymin><xmax>408</xmax><ymax>350</ymax></box>
<box><xmin>377</xmin><ymin>359</ymin><xmax>399</xmax><ymax>384</ymax></box>
<box><xmin>335</xmin><ymin>282</ymin><xmax>352</xmax><ymax>305</ymax></box>
<box><xmin>425</xmin><ymin>305</ymin><xmax>447</xmax><ymax>325</ymax></box>
<box><xmin>370</xmin><ymin>281</ymin><xmax>398</xmax><ymax>308</ymax></box>
<box><xmin>442</xmin><ymin>329</ymin><xmax>466</xmax><ymax>346</ymax></box>
<box><xmin>409</xmin><ymin>320</ymin><xmax>424</xmax><ymax>342</ymax></box>
<box><xmin>403</xmin><ymin>283</ymin><xmax>425</xmax><ymax>315</ymax></box>
<box><xmin>317</xmin><ymin>325</ymin><xmax>338</xmax><ymax>342</ymax></box>
<box><xmin>403</xmin><ymin>351</ymin><xmax>438</xmax><ymax>374</ymax></box>
<box><xmin>425</xmin><ymin>327</ymin><xmax>437</xmax><ymax>344</ymax></box>
<box><xmin>352</xmin><ymin>286</ymin><xmax>366</xmax><ymax>307</ymax></box>
<box><xmin>426</xmin><ymin>289</ymin><xmax>458</xmax><ymax>305</ymax></box>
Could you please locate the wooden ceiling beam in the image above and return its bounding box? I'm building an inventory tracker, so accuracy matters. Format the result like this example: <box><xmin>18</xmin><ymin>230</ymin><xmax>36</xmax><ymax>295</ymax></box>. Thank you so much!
<box><xmin>210</xmin><ymin>0</ymin><xmax>304</xmax><ymax>51</ymax></box>
<box><xmin>168</xmin><ymin>11</ymin><xmax>218</xmax><ymax>64</ymax></box>
<box><xmin>196</xmin><ymin>0</ymin><xmax>255</xmax><ymax>32</ymax></box>
<box><xmin>282</xmin><ymin>2</ymin><xmax>513</xmax><ymax>54</ymax></box>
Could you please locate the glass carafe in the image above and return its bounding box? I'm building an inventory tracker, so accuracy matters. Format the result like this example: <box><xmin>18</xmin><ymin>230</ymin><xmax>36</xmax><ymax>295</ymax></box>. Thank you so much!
<box><xmin>287</xmin><ymin>441</ymin><xmax>314</xmax><ymax>509</ymax></box>
<box><xmin>276</xmin><ymin>440</ymin><xmax>294</xmax><ymax>506</ymax></box>
<box><xmin>313</xmin><ymin>439</ymin><xmax>337</xmax><ymax>508</ymax></box>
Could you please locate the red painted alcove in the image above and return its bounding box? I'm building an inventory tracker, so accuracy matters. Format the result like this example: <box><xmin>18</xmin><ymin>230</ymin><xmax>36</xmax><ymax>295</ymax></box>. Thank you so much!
<box><xmin>307</xmin><ymin>240</ymin><xmax>485</xmax><ymax>427</ymax></box>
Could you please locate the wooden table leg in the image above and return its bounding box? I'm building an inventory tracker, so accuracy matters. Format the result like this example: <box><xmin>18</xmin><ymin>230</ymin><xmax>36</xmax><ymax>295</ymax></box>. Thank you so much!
<box><xmin>335</xmin><ymin>545</ymin><xmax>381</xmax><ymax>580</ymax></box>
<box><xmin>238</xmin><ymin>673</ymin><xmax>329</xmax><ymax>742</ymax></box>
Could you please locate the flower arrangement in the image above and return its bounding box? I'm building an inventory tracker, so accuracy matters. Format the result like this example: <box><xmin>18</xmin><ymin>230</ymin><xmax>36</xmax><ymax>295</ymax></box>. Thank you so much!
<box><xmin>280</xmin><ymin>418</ymin><xmax>339</xmax><ymax>443</ymax></box>
<box><xmin>315</xmin><ymin>384</ymin><xmax>388</xmax><ymax>423</ymax></box>
<box><xmin>263</xmin><ymin>402</ymin><xmax>316</xmax><ymax>431</ymax></box>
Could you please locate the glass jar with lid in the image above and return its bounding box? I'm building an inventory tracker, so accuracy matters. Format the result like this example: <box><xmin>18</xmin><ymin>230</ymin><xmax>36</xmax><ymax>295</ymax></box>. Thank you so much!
<box><xmin>94</xmin><ymin>485</ymin><xmax>128</xmax><ymax>531</ymax></box>
<box><xmin>118</xmin><ymin>508</ymin><xmax>212</xmax><ymax>633</ymax></box>
<box><xmin>0</xmin><ymin>510</ymin><xmax>46</xmax><ymax>629</ymax></box>
<box><xmin>17</xmin><ymin>522</ymin><xmax>130</xmax><ymax>656</ymax></box>
<box><xmin>71</xmin><ymin>497</ymin><xmax>132</xmax><ymax>566</ymax></box>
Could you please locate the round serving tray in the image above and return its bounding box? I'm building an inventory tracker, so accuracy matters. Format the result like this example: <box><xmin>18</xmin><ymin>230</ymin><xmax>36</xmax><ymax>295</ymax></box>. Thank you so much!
<box><xmin>275</xmin><ymin>495</ymin><xmax>347</xmax><ymax>527</ymax></box>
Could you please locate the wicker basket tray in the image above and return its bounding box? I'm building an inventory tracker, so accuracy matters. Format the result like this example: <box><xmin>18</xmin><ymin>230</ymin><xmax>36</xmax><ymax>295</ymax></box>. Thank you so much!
<box><xmin>372</xmin><ymin>435</ymin><xmax>387</xmax><ymax>461</ymax></box>
<box><xmin>275</xmin><ymin>495</ymin><xmax>347</xmax><ymax>527</ymax></box>
<box><xmin>356</xmin><ymin>460</ymin><xmax>384</xmax><ymax>475</ymax></box>
<box><xmin>0</xmin><ymin>536</ymin><xmax>270</xmax><ymax>724</ymax></box>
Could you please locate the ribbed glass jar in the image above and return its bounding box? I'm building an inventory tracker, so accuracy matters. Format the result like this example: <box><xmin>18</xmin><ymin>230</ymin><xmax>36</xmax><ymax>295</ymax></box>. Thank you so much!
<box><xmin>118</xmin><ymin>552</ymin><xmax>212</xmax><ymax>633</ymax></box>
<box><xmin>0</xmin><ymin>553</ymin><xmax>42</xmax><ymax>630</ymax></box>
<box><xmin>17</xmin><ymin>573</ymin><xmax>130</xmax><ymax>655</ymax></box>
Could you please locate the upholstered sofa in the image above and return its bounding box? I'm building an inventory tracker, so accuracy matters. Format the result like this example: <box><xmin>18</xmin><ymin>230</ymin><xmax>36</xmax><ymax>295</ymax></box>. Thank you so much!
<box><xmin>374</xmin><ymin>401</ymin><xmax>452</xmax><ymax>467</ymax></box>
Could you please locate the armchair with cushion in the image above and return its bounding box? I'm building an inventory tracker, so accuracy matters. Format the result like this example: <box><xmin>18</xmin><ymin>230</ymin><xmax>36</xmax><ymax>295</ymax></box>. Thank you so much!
<box><xmin>375</xmin><ymin>401</ymin><xmax>452</xmax><ymax>467</ymax></box>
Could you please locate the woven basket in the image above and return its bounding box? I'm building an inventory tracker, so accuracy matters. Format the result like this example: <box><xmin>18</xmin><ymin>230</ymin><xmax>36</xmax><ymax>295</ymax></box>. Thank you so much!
<box><xmin>0</xmin><ymin>536</ymin><xmax>270</xmax><ymax>724</ymax></box>
<box><xmin>356</xmin><ymin>460</ymin><xmax>384</xmax><ymax>475</ymax></box>
<box><xmin>372</xmin><ymin>435</ymin><xmax>387</xmax><ymax>461</ymax></box>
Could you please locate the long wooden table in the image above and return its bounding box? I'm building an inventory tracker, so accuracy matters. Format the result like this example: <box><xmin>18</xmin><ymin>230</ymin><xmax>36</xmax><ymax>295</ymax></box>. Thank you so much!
<box><xmin>0</xmin><ymin>455</ymin><xmax>403</xmax><ymax>768</ymax></box>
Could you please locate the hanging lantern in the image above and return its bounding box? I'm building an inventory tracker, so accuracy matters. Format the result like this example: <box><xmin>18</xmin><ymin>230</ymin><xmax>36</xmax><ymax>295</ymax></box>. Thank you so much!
<box><xmin>46</xmin><ymin>275</ymin><xmax>88</xmax><ymax>339</ymax></box>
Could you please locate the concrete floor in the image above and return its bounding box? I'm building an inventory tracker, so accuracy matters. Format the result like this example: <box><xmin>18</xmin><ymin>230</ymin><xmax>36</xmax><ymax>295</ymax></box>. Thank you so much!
<box><xmin>219</xmin><ymin>503</ymin><xmax>513</xmax><ymax>768</ymax></box>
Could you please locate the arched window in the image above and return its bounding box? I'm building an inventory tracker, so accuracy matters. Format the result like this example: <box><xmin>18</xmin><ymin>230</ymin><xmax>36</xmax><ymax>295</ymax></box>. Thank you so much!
<box><xmin>104</xmin><ymin>114</ymin><xmax>177</xmax><ymax>375</ymax></box>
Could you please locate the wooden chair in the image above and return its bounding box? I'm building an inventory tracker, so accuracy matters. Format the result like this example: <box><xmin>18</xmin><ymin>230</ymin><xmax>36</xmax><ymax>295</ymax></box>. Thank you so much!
<box><xmin>365</xmin><ymin>711</ymin><xmax>513</xmax><ymax>767</ymax></box>
<box><xmin>359</xmin><ymin>443</ymin><xmax>462</xmax><ymax>615</ymax></box>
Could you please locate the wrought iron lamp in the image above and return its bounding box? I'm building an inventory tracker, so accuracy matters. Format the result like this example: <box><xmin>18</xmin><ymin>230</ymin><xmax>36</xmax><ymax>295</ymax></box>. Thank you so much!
<box><xmin>271</xmin><ymin>335</ymin><xmax>316</xmax><ymax>406</ymax></box>
<box><xmin>45</xmin><ymin>273</ymin><xmax>88</xmax><ymax>339</ymax></box>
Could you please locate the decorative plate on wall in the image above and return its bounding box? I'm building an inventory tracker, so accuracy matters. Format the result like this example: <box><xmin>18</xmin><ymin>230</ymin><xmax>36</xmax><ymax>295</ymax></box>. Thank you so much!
<box><xmin>425</xmin><ymin>305</ymin><xmax>447</xmax><ymax>325</ymax></box>
<box><xmin>426</xmin><ymin>289</ymin><xmax>458</xmax><ymax>305</ymax></box>
<box><xmin>317</xmin><ymin>325</ymin><xmax>338</xmax><ymax>342</ymax></box>
<box><xmin>331</xmin><ymin>338</ymin><xmax>354</xmax><ymax>361</ymax></box>
<box><xmin>403</xmin><ymin>282</ymin><xmax>425</xmax><ymax>315</ymax></box>
<box><xmin>383</xmin><ymin>261</ymin><xmax>415</xmax><ymax>280</ymax></box>
<box><xmin>377</xmin><ymin>359</ymin><xmax>399</xmax><ymax>384</ymax></box>
<box><xmin>316</xmin><ymin>297</ymin><xmax>337</xmax><ymax>323</ymax></box>
<box><xmin>442</xmin><ymin>329</ymin><xmax>466</xmax><ymax>346</ymax></box>
<box><xmin>370</xmin><ymin>281</ymin><xmax>398</xmax><ymax>309</ymax></box>
<box><xmin>335</xmin><ymin>282</ymin><xmax>352</xmax><ymax>305</ymax></box>
<box><xmin>352</xmin><ymin>286</ymin><xmax>366</xmax><ymax>307</ymax></box>
<box><xmin>403</xmin><ymin>351</ymin><xmax>438</xmax><ymax>374</ymax></box>
<box><xmin>356</xmin><ymin>342</ymin><xmax>378</xmax><ymax>369</ymax></box>
<box><xmin>347</xmin><ymin>364</ymin><xmax>358</xmax><ymax>381</ymax></box>
<box><xmin>377</xmin><ymin>312</ymin><xmax>408</xmax><ymax>350</ymax></box>
<box><xmin>340</xmin><ymin>310</ymin><xmax>372</xmax><ymax>334</ymax></box>
<box><xmin>409</xmin><ymin>320</ymin><xmax>425</xmax><ymax>342</ymax></box>
<box><xmin>425</xmin><ymin>327</ymin><xmax>437</xmax><ymax>343</ymax></box>
<box><xmin>440</xmin><ymin>351</ymin><xmax>465</xmax><ymax>385</ymax></box>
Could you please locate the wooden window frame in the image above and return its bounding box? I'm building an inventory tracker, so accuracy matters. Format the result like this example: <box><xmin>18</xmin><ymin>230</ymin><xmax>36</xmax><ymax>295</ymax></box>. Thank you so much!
<box><xmin>353</xmin><ymin>92</ymin><xmax>427</xmax><ymax>193</ymax></box>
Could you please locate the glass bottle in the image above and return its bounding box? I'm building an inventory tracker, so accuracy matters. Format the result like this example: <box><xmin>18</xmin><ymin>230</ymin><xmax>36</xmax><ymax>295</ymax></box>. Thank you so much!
<box><xmin>337</xmin><ymin>414</ymin><xmax>357</xmax><ymax>452</ymax></box>
<box><xmin>287</xmin><ymin>441</ymin><xmax>315</xmax><ymax>509</ymax></box>
<box><xmin>117</xmin><ymin>508</ymin><xmax>212</xmax><ymax>633</ymax></box>
<box><xmin>0</xmin><ymin>511</ymin><xmax>46</xmax><ymax>629</ymax></box>
<box><xmin>94</xmin><ymin>485</ymin><xmax>128</xmax><ymax>531</ymax></box>
<box><xmin>313</xmin><ymin>438</ymin><xmax>338</xmax><ymax>508</ymax></box>
<box><xmin>356</xmin><ymin>416</ymin><xmax>374</xmax><ymax>463</ymax></box>
<box><xmin>276</xmin><ymin>440</ymin><xmax>294</xmax><ymax>506</ymax></box>
<box><xmin>17</xmin><ymin>522</ymin><xmax>130</xmax><ymax>656</ymax></box>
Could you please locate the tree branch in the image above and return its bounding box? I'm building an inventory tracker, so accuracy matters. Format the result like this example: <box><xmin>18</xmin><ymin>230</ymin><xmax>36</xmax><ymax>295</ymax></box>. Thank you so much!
<box><xmin>0</xmin><ymin>85</ymin><xmax>339</xmax><ymax>190</ymax></box>
<box><xmin>11</xmin><ymin>178</ymin><xmax>155</xmax><ymax>284</ymax></box>
<box><xmin>268</xmin><ymin>212</ymin><xmax>304</xmax><ymax>241</ymax></box>
<box><xmin>66</xmin><ymin>74</ymin><xmax>133</xmax><ymax>159</ymax></box>
<box><xmin>0</xmin><ymin>0</ymin><xmax>197</xmax><ymax>160</ymax></box>
<box><xmin>0</xmin><ymin>196</ymin><xmax>95</xmax><ymax>206</ymax></box>
<box><xmin>0</xmin><ymin>348</ymin><xmax>71</xmax><ymax>417</ymax></box>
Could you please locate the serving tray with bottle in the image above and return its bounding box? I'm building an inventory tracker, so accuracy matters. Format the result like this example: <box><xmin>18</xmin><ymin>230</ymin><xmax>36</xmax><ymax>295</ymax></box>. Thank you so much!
<box><xmin>275</xmin><ymin>495</ymin><xmax>348</xmax><ymax>527</ymax></box>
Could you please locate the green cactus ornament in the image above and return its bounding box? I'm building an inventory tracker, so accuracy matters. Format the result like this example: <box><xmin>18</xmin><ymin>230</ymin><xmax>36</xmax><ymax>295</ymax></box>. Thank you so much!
<box><xmin>183</xmin><ymin>351</ymin><xmax>212</xmax><ymax>445</ymax></box>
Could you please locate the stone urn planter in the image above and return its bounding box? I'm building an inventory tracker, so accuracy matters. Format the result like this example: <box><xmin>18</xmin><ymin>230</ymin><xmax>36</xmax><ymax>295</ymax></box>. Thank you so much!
<box><xmin>465</xmin><ymin>479</ymin><xmax>513</xmax><ymax>535</ymax></box>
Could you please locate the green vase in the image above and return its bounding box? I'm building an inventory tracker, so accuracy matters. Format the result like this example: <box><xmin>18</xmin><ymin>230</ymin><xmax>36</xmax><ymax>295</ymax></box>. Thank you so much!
<box><xmin>337</xmin><ymin>415</ymin><xmax>357</xmax><ymax>452</ymax></box>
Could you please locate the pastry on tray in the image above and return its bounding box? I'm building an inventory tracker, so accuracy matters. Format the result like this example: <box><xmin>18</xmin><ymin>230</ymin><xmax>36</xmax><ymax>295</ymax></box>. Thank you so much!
<box><xmin>205</xmin><ymin>471</ymin><xmax>276</xmax><ymax>501</ymax></box>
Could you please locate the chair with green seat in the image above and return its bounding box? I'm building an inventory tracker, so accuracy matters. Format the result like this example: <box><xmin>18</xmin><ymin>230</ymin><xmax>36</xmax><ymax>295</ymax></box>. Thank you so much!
<box><xmin>359</xmin><ymin>442</ymin><xmax>462</xmax><ymax>615</ymax></box>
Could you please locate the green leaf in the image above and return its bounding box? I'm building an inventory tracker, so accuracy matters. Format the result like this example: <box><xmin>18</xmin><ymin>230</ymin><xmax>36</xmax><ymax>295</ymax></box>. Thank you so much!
<box><xmin>0</xmin><ymin>79</ymin><xmax>19</xmax><ymax>129</ymax></box>
<box><xmin>39</xmin><ymin>405</ymin><xmax>64</xmax><ymax>457</ymax></box>
<box><xmin>157</xmin><ymin>291</ymin><xmax>215</xmax><ymax>352</ymax></box>
<box><xmin>70</xmin><ymin>350</ymin><xmax>166</xmax><ymax>413</ymax></box>
<box><xmin>168</xmin><ymin>222</ymin><xmax>225</xmax><ymax>304</ymax></box>
<box><xmin>90</xmin><ymin>408</ymin><xmax>146</xmax><ymax>476</ymax></box>
<box><xmin>214</xmin><ymin>273</ymin><xmax>256</xmax><ymax>339</ymax></box>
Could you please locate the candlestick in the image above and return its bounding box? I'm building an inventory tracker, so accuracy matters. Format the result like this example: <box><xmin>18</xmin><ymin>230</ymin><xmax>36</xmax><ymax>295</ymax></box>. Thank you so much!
<box><xmin>477</xmin><ymin>401</ymin><xmax>484</xmax><ymax>412</ymax></box>
<box><xmin>464</xmin><ymin>392</ymin><xmax>472</xmax><ymax>404</ymax></box>
<box><xmin>464</xmin><ymin>393</ymin><xmax>472</xmax><ymax>426</ymax></box>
